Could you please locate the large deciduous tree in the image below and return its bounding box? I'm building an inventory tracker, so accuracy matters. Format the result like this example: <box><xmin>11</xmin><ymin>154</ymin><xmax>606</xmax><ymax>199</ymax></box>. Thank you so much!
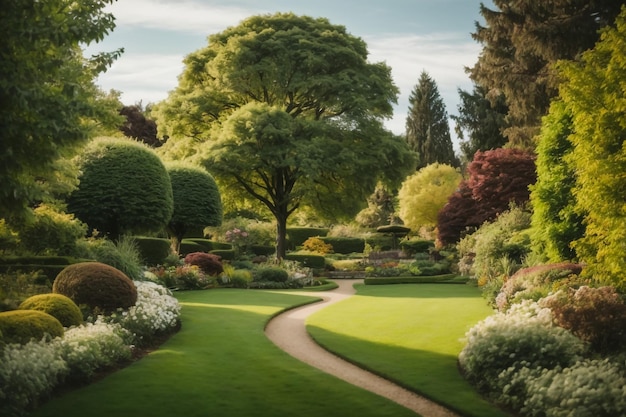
<box><xmin>0</xmin><ymin>0</ymin><xmax>122</xmax><ymax>220</ymax></box>
<box><xmin>67</xmin><ymin>137</ymin><xmax>173</xmax><ymax>239</ymax></box>
<box><xmin>558</xmin><ymin>10</ymin><xmax>626</xmax><ymax>286</ymax></box>
<box><xmin>470</xmin><ymin>0</ymin><xmax>625</xmax><ymax>147</ymax></box>
<box><xmin>398</xmin><ymin>163</ymin><xmax>461</xmax><ymax>231</ymax></box>
<box><xmin>437</xmin><ymin>148</ymin><xmax>536</xmax><ymax>246</ymax></box>
<box><xmin>166</xmin><ymin>162</ymin><xmax>222</xmax><ymax>253</ymax></box>
<box><xmin>405</xmin><ymin>71</ymin><xmax>457</xmax><ymax>169</ymax></box>
<box><xmin>154</xmin><ymin>13</ymin><xmax>416</xmax><ymax>258</ymax></box>
<box><xmin>452</xmin><ymin>85</ymin><xmax>508</xmax><ymax>164</ymax></box>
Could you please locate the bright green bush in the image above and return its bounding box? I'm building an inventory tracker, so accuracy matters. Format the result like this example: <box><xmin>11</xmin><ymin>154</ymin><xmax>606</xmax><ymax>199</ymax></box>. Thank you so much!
<box><xmin>254</xmin><ymin>266</ymin><xmax>289</xmax><ymax>283</ymax></box>
<box><xmin>363</xmin><ymin>234</ymin><xmax>394</xmax><ymax>251</ymax></box>
<box><xmin>319</xmin><ymin>237</ymin><xmax>364</xmax><ymax>254</ymax></box>
<box><xmin>15</xmin><ymin>204</ymin><xmax>87</xmax><ymax>256</ymax></box>
<box><xmin>53</xmin><ymin>262</ymin><xmax>138</xmax><ymax>312</ymax></box>
<box><xmin>67</xmin><ymin>137</ymin><xmax>173</xmax><ymax>238</ymax></box>
<box><xmin>302</xmin><ymin>237</ymin><xmax>334</xmax><ymax>254</ymax></box>
<box><xmin>0</xmin><ymin>310</ymin><xmax>64</xmax><ymax>344</ymax></box>
<box><xmin>133</xmin><ymin>236</ymin><xmax>173</xmax><ymax>266</ymax></box>
<box><xmin>19</xmin><ymin>293</ymin><xmax>83</xmax><ymax>327</ymax></box>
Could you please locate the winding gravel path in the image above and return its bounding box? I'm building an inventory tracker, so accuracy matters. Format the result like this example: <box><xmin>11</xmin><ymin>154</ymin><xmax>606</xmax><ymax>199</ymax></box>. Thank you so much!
<box><xmin>265</xmin><ymin>279</ymin><xmax>461</xmax><ymax>417</ymax></box>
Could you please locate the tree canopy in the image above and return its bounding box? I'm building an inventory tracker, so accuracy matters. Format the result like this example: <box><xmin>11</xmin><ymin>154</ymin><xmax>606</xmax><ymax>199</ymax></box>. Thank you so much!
<box><xmin>469</xmin><ymin>0</ymin><xmax>625</xmax><ymax>147</ymax></box>
<box><xmin>0</xmin><ymin>0</ymin><xmax>122</xmax><ymax>220</ymax></box>
<box><xmin>398</xmin><ymin>163</ymin><xmax>461</xmax><ymax>231</ymax></box>
<box><xmin>155</xmin><ymin>13</ymin><xmax>416</xmax><ymax>258</ymax></box>
<box><xmin>166</xmin><ymin>162</ymin><xmax>222</xmax><ymax>253</ymax></box>
<box><xmin>437</xmin><ymin>148</ymin><xmax>536</xmax><ymax>246</ymax></box>
<box><xmin>405</xmin><ymin>71</ymin><xmax>456</xmax><ymax>169</ymax></box>
<box><xmin>67</xmin><ymin>137</ymin><xmax>173</xmax><ymax>238</ymax></box>
<box><xmin>558</xmin><ymin>9</ymin><xmax>626</xmax><ymax>286</ymax></box>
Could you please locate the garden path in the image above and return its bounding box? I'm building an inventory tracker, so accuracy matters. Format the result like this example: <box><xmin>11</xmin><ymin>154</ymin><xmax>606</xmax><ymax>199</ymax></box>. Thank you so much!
<box><xmin>265</xmin><ymin>279</ymin><xmax>461</xmax><ymax>417</ymax></box>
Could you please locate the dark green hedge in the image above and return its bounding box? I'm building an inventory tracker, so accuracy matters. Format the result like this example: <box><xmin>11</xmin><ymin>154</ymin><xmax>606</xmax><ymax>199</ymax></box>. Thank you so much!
<box><xmin>134</xmin><ymin>237</ymin><xmax>172</xmax><ymax>266</ymax></box>
<box><xmin>179</xmin><ymin>241</ymin><xmax>204</xmax><ymax>256</ymax></box>
<box><xmin>319</xmin><ymin>237</ymin><xmax>364</xmax><ymax>254</ymax></box>
<box><xmin>287</xmin><ymin>227</ymin><xmax>329</xmax><ymax>249</ymax></box>
<box><xmin>250</xmin><ymin>245</ymin><xmax>275</xmax><ymax>256</ymax></box>
<box><xmin>364</xmin><ymin>274</ymin><xmax>468</xmax><ymax>285</ymax></box>
<box><xmin>285</xmin><ymin>253</ymin><xmax>326</xmax><ymax>269</ymax></box>
<box><xmin>364</xmin><ymin>235</ymin><xmax>394</xmax><ymax>251</ymax></box>
<box><xmin>400</xmin><ymin>239</ymin><xmax>435</xmax><ymax>254</ymax></box>
<box><xmin>210</xmin><ymin>249</ymin><xmax>235</xmax><ymax>261</ymax></box>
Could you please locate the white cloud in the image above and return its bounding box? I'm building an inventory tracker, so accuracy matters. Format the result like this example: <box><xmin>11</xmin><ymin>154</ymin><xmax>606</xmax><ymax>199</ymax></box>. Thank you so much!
<box><xmin>106</xmin><ymin>0</ymin><xmax>258</xmax><ymax>34</ymax></box>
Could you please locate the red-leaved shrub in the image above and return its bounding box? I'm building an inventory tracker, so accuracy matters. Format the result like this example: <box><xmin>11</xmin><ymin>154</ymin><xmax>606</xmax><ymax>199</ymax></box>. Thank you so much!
<box><xmin>542</xmin><ymin>286</ymin><xmax>626</xmax><ymax>353</ymax></box>
<box><xmin>184</xmin><ymin>252</ymin><xmax>223</xmax><ymax>276</ymax></box>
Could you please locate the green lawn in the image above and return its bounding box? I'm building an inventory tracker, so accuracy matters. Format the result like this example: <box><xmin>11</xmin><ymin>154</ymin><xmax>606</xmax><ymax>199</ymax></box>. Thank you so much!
<box><xmin>31</xmin><ymin>289</ymin><xmax>418</xmax><ymax>417</ymax></box>
<box><xmin>306</xmin><ymin>283</ymin><xmax>511</xmax><ymax>417</ymax></box>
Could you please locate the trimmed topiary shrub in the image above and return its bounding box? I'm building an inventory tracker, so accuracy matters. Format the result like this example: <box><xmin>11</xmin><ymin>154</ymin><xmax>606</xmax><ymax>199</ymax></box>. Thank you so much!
<box><xmin>179</xmin><ymin>240</ymin><xmax>204</xmax><ymax>256</ymax></box>
<box><xmin>19</xmin><ymin>293</ymin><xmax>83</xmax><ymax>327</ymax></box>
<box><xmin>184</xmin><ymin>252</ymin><xmax>224</xmax><ymax>276</ymax></box>
<box><xmin>0</xmin><ymin>310</ymin><xmax>64</xmax><ymax>344</ymax></box>
<box><xmin>319</xmin><ymin>237</ymin><xmax>364</xmax><ymax>254</ymax></box>
<box><xmin>400</xmin><ymin>239</ymin><xmax>434</xmax><ymax>255</ymax></box>
<box><xmin>134</xmin><ymin>236</ymin><xmax>172</xmax><ymax>266</ymax></box>
<box><xmin>53</xmin><ymin>262</ymin><xmax>138</xmax><ymax>312</ymax></box>
<box><xmin>255</xmin><ymin>266</ymin><xmax>289</xmax><ymax>283</ymax></box>
<box><xmin>250</xmin><ymin>245</ymin><xmax>275</xmax><ymax>256</ymax></box>
<box><xmin>209</xmin><ymin>249</ymin><xmax>235</xmax><ymax>261</ymax></box>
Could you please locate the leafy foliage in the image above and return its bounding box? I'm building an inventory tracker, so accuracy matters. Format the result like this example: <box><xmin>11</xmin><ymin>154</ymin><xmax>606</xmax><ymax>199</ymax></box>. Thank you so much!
<box><xmin>183</xmin><ymin>252</ymin><xmax>224</xmax><ymax>276</ymax></box>
<box><xmin>529</xmin><ymin>101</ymin><xmax>584</xmax><ymax>262</ymax></box>
<box><xmin>165</xmin><ymin>162</ymin><xmax>222</xmax><ymax>253</ymax></box>
<box><xmin>0</xmin><ymin>310</ymin><xmax>64</xmax><ymax>345</ymax></box>
<box><xmin>155</xmin><ymin>13</ymin><xmax>415</xmax><ymax>257</ymax></box>
<box><xmin>406</xmin><ymin>71</ymin><xmax>457</xmax><ymax>168</ymax></box>
<box><xmin>452</xmin><ymin>85</ymin><xmax>508</xmax><ymax>163</ymax></box>
<box><xmin>558</xmin><ymin>10</ymin><xmax>626</xmax><ymax>286</ymax></box>
<box><xmin>469</xmin><ymin>0</ymin><xmax>624</xmax><ymax>146</ymax></box>
<box><xmin>119</xmin><ymin>104</ymin><xmax>164</xmax><ymax>148</ymax></box>
<box><xmin>67</xmin><ymin>137</ymin><xmax>173</xmax><ymax>238</ymax></box>
<box><xmin>398</xmin><ymin>163</ymin><xmax>461</xmax><ymax>230</ymax></box>
<box><xmin>302</xmin><ymin>237</ymin><xmax>334</xmax><ymax>255</ymax></box>
<box><xmin>0</xmin><ymin>0</ymin><xmax>123</xmax><ymax>220</ymax></box>
<box><xmin>19</xmin><ymin>293</ymin><xmax>83</xmax><ymax>328</ymax></box>
<box><xmin>437</xmin><ymin>148</ymin><xmax>536</xmax><ymax>246</ymax></box>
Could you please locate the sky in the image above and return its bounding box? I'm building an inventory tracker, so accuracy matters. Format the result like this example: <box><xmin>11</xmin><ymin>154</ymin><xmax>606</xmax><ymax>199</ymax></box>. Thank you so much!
<box><xmin>86</xmin><ymin>0</ymin><xmax>492</xmax><ymax>148</ymax></box>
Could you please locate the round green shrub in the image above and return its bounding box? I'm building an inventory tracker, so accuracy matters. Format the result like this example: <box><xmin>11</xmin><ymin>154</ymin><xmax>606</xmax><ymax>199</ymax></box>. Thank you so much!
<box><xmin>19</xmin><ymin>293</ymin><xmax>83</xmax><ymax>327</ymax></box>
<box><xmin>287</xmin><ymin>227</ymin><xmax>329</xmax><ymax>249</ymax></box>
<box><xmin>0</xmin><ymin>310</ymin><xmax>64</xmax><ymax>344</ymax></box>
<box><xmin>255</xmin><ymin>266</ymin><xmax>289</xmax><ymax>283</ymax></box>
<box><xmin>67</xmin><ymin>137</ymin><xmax>173</xmax><ymax>238</ymax></box>
<box><xmin>53</xmin><ymin>262</ymin><xmax>137</xmax><ymax>312</ymax></box>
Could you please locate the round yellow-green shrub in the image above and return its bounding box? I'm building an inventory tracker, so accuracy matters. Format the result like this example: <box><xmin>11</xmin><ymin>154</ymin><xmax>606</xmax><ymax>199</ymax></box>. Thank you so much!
<box><xmin>53</xmin><ymin>262</ymin><xmax>137</xmax><ymax>312</ymax></box>
<box><xmin>19</xmin><ymin>293</ymin><xmax>83</xmax><ymax>327</ymax></box>
<box><xmin>0</xmin><ymin>310</ymin><xmax>64</xmax><ymax>344</ymax></box>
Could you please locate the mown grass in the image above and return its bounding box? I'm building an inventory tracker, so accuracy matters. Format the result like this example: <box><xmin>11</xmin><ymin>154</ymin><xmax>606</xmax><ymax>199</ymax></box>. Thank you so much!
<box><xmin>31</xmin><ymin>289</ymin><xmax>418</xmax><ymax>417</ymax></box>
<box><xmin>306</xmin><ymin>283</ymin><xmax>511</xmax><ymax>417</ymax></box>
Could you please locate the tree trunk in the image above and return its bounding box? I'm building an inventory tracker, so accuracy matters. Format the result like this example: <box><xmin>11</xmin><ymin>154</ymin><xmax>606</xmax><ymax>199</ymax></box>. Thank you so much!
<box><xmin>275</xmin><ymin>212</ymin><xmax>288</xmax><ymax>260</ymax></box>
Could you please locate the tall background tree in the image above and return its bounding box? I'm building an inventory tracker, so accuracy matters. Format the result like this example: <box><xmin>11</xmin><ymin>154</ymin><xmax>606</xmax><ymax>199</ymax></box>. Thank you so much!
<box><xmin>452</xmin><ymin>85</ymin><xmax>508</xmax><ymax>164</ymax></box>
<box><xmin>470</xmin><ymin>0</ymin><xmax>625</xmax><ymax>147</ymax></box>
<box><xmin>405</xmin><ymin>71</ymin><xmax>457</xmax><ymax>169</ymax></box>
<box><xmin>558</xmin><ymin>10</ymin><xmax>626</xmax><ymax>286</ymax></box>
<box><xmin>154</xmin><ymin>13</ymin><xmax>416</xmax><ymax>258</ymax></box>
<box><xmin>0</xmin><ymin>0</ymin><xmax>122</xmax><ymax>221</ymax></box>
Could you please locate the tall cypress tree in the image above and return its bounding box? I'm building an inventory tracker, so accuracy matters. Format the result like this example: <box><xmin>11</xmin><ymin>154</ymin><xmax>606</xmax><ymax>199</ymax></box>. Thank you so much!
<box><xmin>470</xmin><ymin>0</ymin><xmax>625</xmax><ymax>147</ymax></box>
<box><xmin>405</xmin><ymin>71</ymin><xmax>456</xmax><ymax>169</ymax></box>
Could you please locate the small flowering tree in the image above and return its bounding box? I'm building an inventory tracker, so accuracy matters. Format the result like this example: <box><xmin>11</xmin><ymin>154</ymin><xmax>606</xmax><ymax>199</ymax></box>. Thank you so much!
<box><xmin>224</xmin><ymin>228</ymin><xmax>249</xmax><ymax>255</ymax></box>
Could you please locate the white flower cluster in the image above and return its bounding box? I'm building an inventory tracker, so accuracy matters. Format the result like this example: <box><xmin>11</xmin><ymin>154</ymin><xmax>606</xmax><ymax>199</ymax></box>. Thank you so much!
<box><xmin>1</xmin><ymin>281</ymin><xmax>180</xmax><ymax>416</ymax></box>
<box><xmin>0</xmin><ymin>340</ymin><xmax>68</xmax><ymax>417</ymax></box>
<box><xmin>96</xmin><ymin>280</ymin><xmax>181</xmax><ymax>345</ymax></box>
<box><xmin>57</xmin><ymin>322</ymin><xmax>131</xmax><ymax>379</ymax></box>
<box><xmin>460</xmin><ymin>299</ymin><xmax>626</xmax><ymax>416</ymax></box>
